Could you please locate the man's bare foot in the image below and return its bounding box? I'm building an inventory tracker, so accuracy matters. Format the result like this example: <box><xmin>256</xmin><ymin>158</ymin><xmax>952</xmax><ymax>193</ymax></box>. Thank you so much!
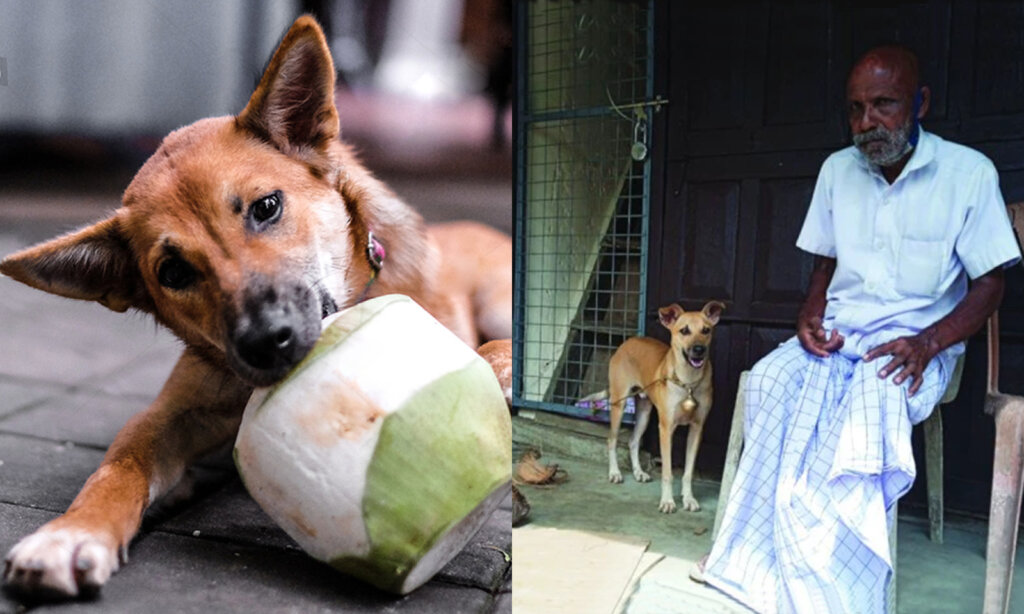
<box><xmin>688</xmin><ymin>552</ymin><xmax>710</xmax><ymax>584</ymax></box>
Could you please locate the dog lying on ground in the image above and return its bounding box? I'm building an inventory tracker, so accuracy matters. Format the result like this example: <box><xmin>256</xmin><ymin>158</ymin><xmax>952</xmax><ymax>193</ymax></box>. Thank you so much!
<box><xmin>0</xmin><ymin>15</ymin><xmax>511</xmax><ymax>598</ymax></box>
<box><xmin>601</xmin><ymin>301</ymin><xmax>724</xmax><ymax>513</ymax></box>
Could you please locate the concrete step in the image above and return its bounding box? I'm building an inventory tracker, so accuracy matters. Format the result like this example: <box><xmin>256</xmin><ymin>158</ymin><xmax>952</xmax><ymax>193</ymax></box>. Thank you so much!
<box><xmin>512</xmin><ymin>410</ymin><xmax>651</xmax><ymax>469</ymax></box>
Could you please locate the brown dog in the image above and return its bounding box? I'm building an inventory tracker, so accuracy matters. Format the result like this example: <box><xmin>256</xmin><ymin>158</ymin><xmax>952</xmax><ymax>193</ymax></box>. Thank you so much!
<box><xmin>606</xmin><ymin>301</ymin><xmax>724</xmax><ymax>513</ymax></box>
<box><xmin>0</xmin><ymin>16</ymin><xmax>510</xmax><ymax>598</ymax></box>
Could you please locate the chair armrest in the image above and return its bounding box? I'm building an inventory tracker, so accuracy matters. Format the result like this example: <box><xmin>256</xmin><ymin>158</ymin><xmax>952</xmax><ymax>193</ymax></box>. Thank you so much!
<box><xmin>986</xmin><ymin>311</ymin><xmax>1001</xmax><ymax>411</ymax></box>
<box><xmin>940</xmin><ymin>353</ymin><xmax>967</xmax><ymax>404</ymax></box>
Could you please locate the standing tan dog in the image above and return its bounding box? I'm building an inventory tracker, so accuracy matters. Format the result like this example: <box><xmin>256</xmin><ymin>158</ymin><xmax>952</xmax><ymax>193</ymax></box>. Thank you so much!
<box><xmin>606</xmin><ymin>301</ymin><xmax>724</xmax><ymax>513</ymax></box>
<box><xmin>0</xmin><ymin>16</ymin><xmax>511</xmax><ymax>598</ymax></box>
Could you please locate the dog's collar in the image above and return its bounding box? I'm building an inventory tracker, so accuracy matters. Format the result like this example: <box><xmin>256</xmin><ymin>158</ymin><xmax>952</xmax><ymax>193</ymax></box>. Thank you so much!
<box><xmin>366</xmin><ymin>230</ymin><xmax>386</xmax><ymax>272</ymax></box>
<box><xmin>356</xmin><ymin>230</ymin><xmax>386</xmax><ymax>303</ymax></box>
<box><xmin>665</xmin><ymin>374</ymin><xmax>700</xmax><ymax>412</ymax></box>
<box><xmin>666</xmin><ymin>373</ymin><xmax>692</xmax><ymax>390</ymax></box>
<box><xmin>665</xmin><ymin>371</ymin><xmax>704</xmax><ymax>393</ymax></box>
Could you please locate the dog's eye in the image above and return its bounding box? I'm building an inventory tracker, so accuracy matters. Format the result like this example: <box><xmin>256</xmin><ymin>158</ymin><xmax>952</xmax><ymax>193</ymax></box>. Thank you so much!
<box><xmin>702</xmin><ymin>327</ymin><xmax>711</xmax><ymax>334</ymax></box>
<box><xmin>250</xmin><ymin>191</ymin><xmax>283</xmax><ymax>226</ymax></box>
<box><xmin>681</xmin><ymin>326</ymin><xmax>691</xmax><ymax>335</ymax></box>
<box><xmin>157</xmin><ymin>257</ymin><xmax>196</xmax><ymax>290</ymax></box>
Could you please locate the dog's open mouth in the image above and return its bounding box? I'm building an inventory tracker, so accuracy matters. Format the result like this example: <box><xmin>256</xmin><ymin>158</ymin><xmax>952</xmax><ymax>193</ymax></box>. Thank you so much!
<box><xmin>683</xmin><ymin>351</ymin><xmax>706</xmax><ymax>370</ymax></box>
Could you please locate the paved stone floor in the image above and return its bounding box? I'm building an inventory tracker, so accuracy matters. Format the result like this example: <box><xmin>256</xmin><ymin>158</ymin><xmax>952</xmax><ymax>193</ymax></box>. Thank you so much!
<box><xmin>0</xmin><ymin>92</ymin><xmax>512</xmax><ymax>614</ymax></box>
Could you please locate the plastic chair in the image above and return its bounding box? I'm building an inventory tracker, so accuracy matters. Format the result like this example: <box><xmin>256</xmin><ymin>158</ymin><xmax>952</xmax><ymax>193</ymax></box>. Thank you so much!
<box><xmin>982</xmin><ymin>202</ymin><xmax>1024</xmax><ymax>614</ymax></box>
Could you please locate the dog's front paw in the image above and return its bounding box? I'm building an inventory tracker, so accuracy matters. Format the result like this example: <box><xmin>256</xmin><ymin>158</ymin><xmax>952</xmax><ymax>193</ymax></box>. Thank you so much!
<box><xmin>3</xmin><ymin>526</ymin><xmax>121</xmax><ymax>598</ymax></box>
<box><xmin>609</xmin><ymin>470</ymin><xmax>623</xmax><ymax>484</ymax></box>
<box><xmin>681</xmin><ymin>495</ymin><xmax>701</xmax><ymax>512</ymax></box>
<box><xmin>633</xmin><ymin>468</ymin><xmax>651</xmax><ymax>482</ymax></box>
<box><xmin>658</xmin><ymin>498</ymin><xmax>677</xmax><ymax>514</ymax></box>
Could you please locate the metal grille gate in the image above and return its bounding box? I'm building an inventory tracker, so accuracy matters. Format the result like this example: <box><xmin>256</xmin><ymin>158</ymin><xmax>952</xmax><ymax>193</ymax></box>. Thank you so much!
<box><xmin>513</xmin><ymin>0</ymin><xmax>658</xmax><ymax>422</ymax></box>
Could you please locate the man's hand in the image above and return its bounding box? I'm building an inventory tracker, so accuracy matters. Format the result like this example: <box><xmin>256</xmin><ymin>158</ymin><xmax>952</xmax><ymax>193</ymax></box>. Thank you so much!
<box><xmin>796</xmin><ymin>256</ymin><xmax>841</xmax><ymax>357</ymax></box>
<box><xmin>864</xmin><ymin>333</ymin><xmax>940</xmax><ymax>396</ymax></box>
<box><xmin>797</xmin><ymin>315</ymin><xmax>844</xmax><ymax>357</ymax></box>
<box><xmin>864</xmin><ymin>267</ymin><xmax>1005</xmax><ymax>396</ymax></box>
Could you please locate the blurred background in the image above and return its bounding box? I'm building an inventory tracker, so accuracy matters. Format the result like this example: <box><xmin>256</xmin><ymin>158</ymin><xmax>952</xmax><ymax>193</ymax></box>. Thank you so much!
<box><xmin>0</xmin><ymin>0</ymin><xmax>512</xmax><ymax>237</ymax></box>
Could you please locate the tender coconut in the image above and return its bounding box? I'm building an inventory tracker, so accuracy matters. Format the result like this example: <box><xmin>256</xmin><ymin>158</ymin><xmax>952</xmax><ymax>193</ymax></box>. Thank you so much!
<box><xmin>235</xmin><ymin>295</ymin><xmax>512</xmax><ymax>594</ymax></box>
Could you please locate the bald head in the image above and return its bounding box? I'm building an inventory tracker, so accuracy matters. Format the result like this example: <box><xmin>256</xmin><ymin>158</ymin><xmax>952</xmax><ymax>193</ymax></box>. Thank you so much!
<box><xmin>848</xmin><ymin>45</ymin><xmax>920</xmax><ymax>96</ymax></box>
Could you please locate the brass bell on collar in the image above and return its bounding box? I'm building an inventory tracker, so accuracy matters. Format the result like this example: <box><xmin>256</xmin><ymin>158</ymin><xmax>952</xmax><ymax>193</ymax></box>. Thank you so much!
<box><xmin>682</xmin><ymin>396</ymin><xmax>698</xmax><ymax>413</ymax></box>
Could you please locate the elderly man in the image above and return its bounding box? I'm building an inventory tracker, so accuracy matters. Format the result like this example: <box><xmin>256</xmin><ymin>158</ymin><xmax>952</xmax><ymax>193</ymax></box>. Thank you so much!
<box><xmin>696</xmin><ymin>45</ymin><xmax>1021</xmax><ymax>613</ymax></box>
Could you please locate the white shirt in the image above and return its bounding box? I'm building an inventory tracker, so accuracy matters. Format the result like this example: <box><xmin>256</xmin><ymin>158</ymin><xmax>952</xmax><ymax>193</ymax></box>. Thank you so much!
<box><xmin>796</xmin><ymin>129</ymin><xmax>1021</xmax><ymax>357</ymax></box>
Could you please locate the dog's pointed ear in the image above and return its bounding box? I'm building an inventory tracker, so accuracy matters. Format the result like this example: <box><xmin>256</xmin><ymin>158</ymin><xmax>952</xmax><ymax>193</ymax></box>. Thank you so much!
<box><xmin>0</xmin><ymin>216</ymin><xmax>147</xmax><ymax>313</ymax></box>
<box><xmin>702</xmin><ymin>301</ymin><xmax>725</xmax><ymax>326</ymax></box>
<box><xmin>658</xmin><ymin>304</ymin><xmax>685</xmax><ymax>329</ymax></box>
<box><xmin>237</xmin><ymin>15</ymin><xmax>339</xmax><ymax>155</ymax></box>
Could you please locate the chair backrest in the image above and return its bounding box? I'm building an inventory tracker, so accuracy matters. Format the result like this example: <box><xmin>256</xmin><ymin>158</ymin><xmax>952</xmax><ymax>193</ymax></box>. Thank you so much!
<box><xmin>988</xmin><ymin>202</ymin><xmax>1024</xmax><ymax>395</ymax></box>
<box><xmin>1007</xmin><ymin>202</ymin><xmax>1024</xmax><ymax>252</ymax></box>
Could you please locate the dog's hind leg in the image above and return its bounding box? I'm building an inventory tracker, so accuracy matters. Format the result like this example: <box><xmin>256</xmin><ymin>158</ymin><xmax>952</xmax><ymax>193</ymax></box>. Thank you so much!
<box><xmin>607</xmin><ymin>386</ymin><xmax>627</xmax><ymax>484</ymax></box>
<box><xmin>427</xmin><ymin>221</ymin><xmax>512</xmax><ymax>343</ymax></box>
<box><xmin>630</xmin><ymin>398</ymin><xmax>653</xmax><ymax>482</ymax></box>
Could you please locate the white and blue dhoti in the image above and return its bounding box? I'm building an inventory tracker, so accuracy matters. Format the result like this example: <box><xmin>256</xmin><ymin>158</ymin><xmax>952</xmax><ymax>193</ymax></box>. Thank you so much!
<box><xmin>704</xmin><ymin>337</ymin><xmax>957</xmax><ymax>614</ymax></box>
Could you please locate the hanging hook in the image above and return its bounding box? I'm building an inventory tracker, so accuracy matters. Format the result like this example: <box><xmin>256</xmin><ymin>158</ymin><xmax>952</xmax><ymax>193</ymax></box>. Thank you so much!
<box><xmin>631</xmin><ymin>115</ymin><xmax>648</xmax><ymax>162</ymax></box>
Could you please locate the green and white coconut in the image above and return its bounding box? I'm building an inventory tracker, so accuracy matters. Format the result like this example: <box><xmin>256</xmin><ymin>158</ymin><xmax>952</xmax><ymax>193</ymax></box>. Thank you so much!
<box><xmin>233</xmin><ymin>294</ymin><xmax>512</xmax><ymax>594</ymax></box>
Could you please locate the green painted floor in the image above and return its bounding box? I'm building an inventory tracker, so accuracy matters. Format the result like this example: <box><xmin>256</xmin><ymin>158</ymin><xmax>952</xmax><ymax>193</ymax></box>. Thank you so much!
<box><xmin>512</xmin><ymin>415</ymin><xmax>1024</xmax><ymax>614</ymax></box>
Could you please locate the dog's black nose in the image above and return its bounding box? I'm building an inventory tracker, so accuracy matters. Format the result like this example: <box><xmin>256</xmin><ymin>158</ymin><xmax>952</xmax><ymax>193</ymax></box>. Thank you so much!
<box><xmin>690</xmin><ymin>345</ymin><xmax>707</xmax><ymax>358</ymax></box>
<box><xmin>274</xmin><ymin>327</ymin><xmax>294</xmax><ymax>349</ymax></box>
<box><xmin>228</xmin><ymin>281</ymin><xmax>322</xmax><ymax>385</ymax></box>
<box><xmin>236</xmin><ymin>320</ymin><xmax>297</xmax><ymax>371</ymax></box>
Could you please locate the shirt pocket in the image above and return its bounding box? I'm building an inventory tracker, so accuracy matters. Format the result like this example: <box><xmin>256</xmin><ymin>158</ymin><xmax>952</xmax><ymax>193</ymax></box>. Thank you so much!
<box><xmin>896</xmin><ymin>238</ymin><xmax>946</xmax><ymax>297</ymax></box>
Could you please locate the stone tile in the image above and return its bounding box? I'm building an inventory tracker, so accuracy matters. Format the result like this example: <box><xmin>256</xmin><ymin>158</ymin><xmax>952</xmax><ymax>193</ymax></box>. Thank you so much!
<box><xmin>494</xmin><ymin>591</ymin><xmax>511</xmax><ymax>614</ymax></box>
<box><xmin>0</xmin><ymin>388</ymin><xmax>143</xmax><ymax>449</ymax></box>
<box><xmin>154</xmin><ymin>477</ymin><xmax>300</xmax><ymax>552</ymax></box>
<box><xmin>498</xmin><ymin>489</ymin><xmax>513</xmax><ymax>512</ymax></box>
<box><xmin>85</xmin><ymin>339</ymin><xmax>181</xmax><ymax>398</ymax></box>
<box><xmin>0</xmin><ymin>504</ymin><xmax>496</xmax><ymax>614</ymax></box>
<box><xmin>0</xmin><ymin>434</ymin><xmax>104</xmax><ymax>512</ymax></box>
<box><xmin>162</xmin><ymin>477</ymin><xmax>514</xmax><ymax>594</ymax></box>
<box><xmin>435</xmin><ymin>506</ymin><xmax>512</xmax><ymax>592</ymax></box>
<box><xmin>0</xmin><ymin>278</ymin><xmax>173</xmax><ymax>387</ymax></box>
<box><xmin>0</xmin><ymin>500</ymin><xmax>58</xmax><ymax>545</ymax></box>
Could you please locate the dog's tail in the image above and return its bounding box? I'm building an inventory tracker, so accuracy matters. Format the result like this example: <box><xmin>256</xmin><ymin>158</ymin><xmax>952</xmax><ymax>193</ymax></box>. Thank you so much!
<box><xmin>578</xmin><ymin>390</ymin><xmax>609</xmax><ymax>404</ymax></box>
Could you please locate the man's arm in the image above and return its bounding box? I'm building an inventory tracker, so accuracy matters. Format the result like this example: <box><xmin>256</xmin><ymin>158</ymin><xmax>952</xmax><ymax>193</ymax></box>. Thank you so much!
<box><xmin>864</xmin><ymin>267</ymin><xmax>1005</xmax><ymax>395</ymax></box>
<box><xmin>796</xmin><ymin>255</ymin><xmax>844</xmax><ymax>357</ymax></box>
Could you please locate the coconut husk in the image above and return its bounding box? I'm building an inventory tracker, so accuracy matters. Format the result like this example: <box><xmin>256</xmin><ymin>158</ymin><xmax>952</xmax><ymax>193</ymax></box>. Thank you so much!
<box><xmin>514</xmin><ymin>449</ymin><xmax>568</xmax><ymax>486</ymax></box>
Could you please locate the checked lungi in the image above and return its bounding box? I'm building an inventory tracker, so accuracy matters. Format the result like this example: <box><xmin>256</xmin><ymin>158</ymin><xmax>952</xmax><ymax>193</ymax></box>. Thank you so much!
<box><xmin>704</xmin><ymin>337</ymin><xmax>957</xmax><ymax>614</ymax></box>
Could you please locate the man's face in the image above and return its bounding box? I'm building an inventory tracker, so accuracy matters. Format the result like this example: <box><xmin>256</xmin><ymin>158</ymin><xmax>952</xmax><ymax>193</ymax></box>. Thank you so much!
<box><xmin>846</xmin><ymin>61</ymin><xmax>916</xmax><ymax>167</ymax></box>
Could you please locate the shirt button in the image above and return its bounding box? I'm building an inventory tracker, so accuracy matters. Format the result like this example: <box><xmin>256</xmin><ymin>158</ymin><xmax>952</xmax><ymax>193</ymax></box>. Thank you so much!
<box><xmin>875</xmin><ymin>240</ymin><xmax>884</xmax><ymax>250</ymax></box>
<box><xmin>865</xmin><ymin>281</ymin><xmax>876</xmax><ymax>293</ymax></box>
